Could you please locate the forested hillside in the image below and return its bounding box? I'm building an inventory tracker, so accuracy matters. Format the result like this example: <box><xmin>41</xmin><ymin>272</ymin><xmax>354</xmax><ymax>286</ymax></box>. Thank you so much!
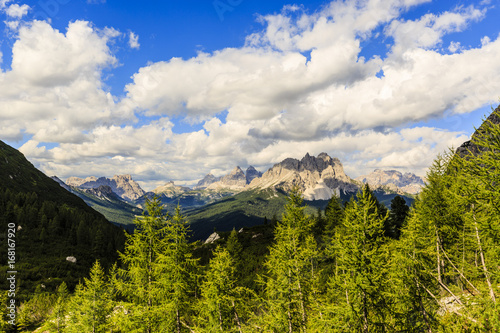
<box><xmin>0</xmin><ymin>140</ymin><xmax>126</xmax><ymax>332</ymax></box>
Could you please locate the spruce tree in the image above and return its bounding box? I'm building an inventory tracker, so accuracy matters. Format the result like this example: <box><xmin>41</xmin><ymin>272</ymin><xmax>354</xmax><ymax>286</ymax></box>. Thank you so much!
<box><xmin>387</xmin><ymin>195</ymin><xmax>409</xmax><ymax>239</ymax></box>
<box><xmin>324</xmin><ymin>194</ymin><xmax>343</xmax><ymax>237</ymax></box>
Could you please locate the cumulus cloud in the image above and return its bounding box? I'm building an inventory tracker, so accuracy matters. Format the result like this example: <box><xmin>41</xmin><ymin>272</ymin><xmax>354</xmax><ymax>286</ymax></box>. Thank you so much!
<box><xmin>2</xmin><ymin>0</ymin><xmax>498</xmax><ymax>189</ymax></box>
<box><xmin>128</xmin><ymin>31</ymin><xmax>140</xmax><ymax>49</ymax></box>
<box><xmin>0</xmin><ymin>0</ymin><xmax>12</xmax><ymax>10</ymax></box>
<box><xmin>0</xmin><ymin>20</ymin><xmax>128</xmax><ymax>143</ymax></box>
<box><xmin>5</xmin><ymin>3</ymin><xmax>29</xmax><ymax>18</ymax></box>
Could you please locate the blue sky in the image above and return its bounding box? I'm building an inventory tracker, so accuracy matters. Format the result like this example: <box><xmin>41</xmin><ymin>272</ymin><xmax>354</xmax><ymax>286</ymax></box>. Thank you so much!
<box><xmin>1</xmin><ymin>0</ymin><xmax>499</xmax><ymax>190</ymax></box>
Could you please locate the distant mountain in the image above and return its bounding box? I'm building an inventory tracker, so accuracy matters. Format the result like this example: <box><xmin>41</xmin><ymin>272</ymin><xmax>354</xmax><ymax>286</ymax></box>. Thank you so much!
<box><xmin>153</xmin><ymin>181</ymin><xmax>191</xmax><ymax>197</ymax></box>
<box><xmin>248</xmin><ymin>152</ymin><xmax>357</xmax><ymax>200</ymax></box>
<box><xmin>66</xmin><ymin>174</ymin><xmax>146</xmax><ymax>201</ymax></box>
<box><xmin>355</xmin><ymin>169</ymin><xmax>425</xmax><ymax>195</ymax></box>
<box><xmin>195</xmin><ymin>173</ymin><xmax>219</xmax><ymax>189</ymax></box>
<box><xmin>246</xmin><ymin>166</ymin><xmax>262</xmax><ymax>184</ymax></box>
<box><xmin>195</xmin><ymin>165</ymin><xmax>263</xmax><ymax>190</ymax></box>
<box><xmin>0</xmin><ymin>140</ymin><xmax>125</xmax><ymax>296</ymax></box>
<box><xmin>206</xmin><ymin>166</ymin><xmax>247</xmax><ymax>190</ymax></box>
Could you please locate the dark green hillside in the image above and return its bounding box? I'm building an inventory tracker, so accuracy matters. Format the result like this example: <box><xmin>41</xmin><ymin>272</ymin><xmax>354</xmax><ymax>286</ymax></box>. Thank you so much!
<box><xmin>185</xmin><ymin>188</ymin><xmax>289</xmax><ymax>240</ymax></box>
<box><xmin>0</xmin><ymin>141</ymin><xmax>126</xmax><ymax>300</ymax></box>
<box><xmin>185</xmin><ymin>187</ymin><xmax>413</xmax><ymax>241</ymax></box>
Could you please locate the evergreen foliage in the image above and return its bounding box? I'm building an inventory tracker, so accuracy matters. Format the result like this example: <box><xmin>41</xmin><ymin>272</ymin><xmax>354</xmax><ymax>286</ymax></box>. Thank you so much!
<box><xmin>6</xmin><ymin>107</ymin><xmax>500</xmax><ymax>332</ymax></box>
<box><xmin>261</xmin><ymin>187</ymin><xmax>319</xmax><ymax>332</ymax></box>
<box><xmin>387</xmin><ymin>195</ymin><xmax>410</xmax><ymax>239</ymax></box>
<box><xmin>65</xmin><ymin>261</ymin><xmax>113</xmax><ymax>333</ymax></box>
<box><xmin>321</xmin><ymin>186</ymin><xmax>390</xmax><ymax>332</ymax></box>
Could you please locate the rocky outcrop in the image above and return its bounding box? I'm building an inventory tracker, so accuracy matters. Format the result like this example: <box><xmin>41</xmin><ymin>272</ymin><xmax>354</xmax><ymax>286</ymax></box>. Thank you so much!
<box><xmin>248</xmin><ymin>152</ymin><xmax>357</xmax><ymax>200</ymax></box>
<box><xmin>355</xmin><ymin>169</ymin><xmax>425</xmax><ymax>195</ymax></box>
<box><xmin>195</xmin><ymin>173</ymin><xmax>219</xmax><ymax>189</ymax></box>
<box><xmin>65</xmin><ymin>174</ymin><xmax>145</xmax><ymax>201</ymax></box>
<box><xmin>206</xmin><ymin>167</ymin><xmax>247</xmax><ymax>190</ymax></box>
<box><xmin>456</xmin><ymin>105</ymin><xmax>500</xmax><ymax>158</ymax></box>
<box><xmin>196</xmin><ymin>166</ymin><xmax>263</xmax><ymax>191</ymax></box>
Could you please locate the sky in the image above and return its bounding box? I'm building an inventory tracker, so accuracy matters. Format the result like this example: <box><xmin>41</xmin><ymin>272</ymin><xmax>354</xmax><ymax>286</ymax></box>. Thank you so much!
<box><xmin>1</xmin><ymin>0</ymin><xmax>499</xmax><ymax>191</ymax></box>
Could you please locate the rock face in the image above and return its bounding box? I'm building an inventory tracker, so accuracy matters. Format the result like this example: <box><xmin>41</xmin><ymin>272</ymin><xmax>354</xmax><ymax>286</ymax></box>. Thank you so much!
<box><xmin>355</xmin><ymin>169</ymin><xmax>425</xmax><ymax>195</ymax></box>
<box><xmin>246</xmin><ymin>166</ymin><xmax>263</xmax><ymax>184</ymax></box>
<box><xmin>65</xmin><ymin>174</ymin><xmax>146</xmax><ymax>201</ymax></box>
<box><xmin>207</xmin><ymin>167</ymin><xmax>247</xmax><ymax>190</ymax></box>
<box><xmin>456</xmin><ymin>105</ymin><xmax>500</xmax><ymax>158</ymax></box>
<box><xmin>248</xmin><ymin>152</ymin><xmax>357</xmax><ymax>200</ymax></box>
<box><xmin>82</xmin><ymin>185</ymin><xmax>119</xmax><ymax>200</ymax></box>
<box><xmin>195</xmin><ymin>173</ymin><xmax>219</xmax><ymax>189</ymax></box>
<box><xmin>152</xmin><ymin>181</ymin><xmax>190</xmax><ymax>197</ymax></box>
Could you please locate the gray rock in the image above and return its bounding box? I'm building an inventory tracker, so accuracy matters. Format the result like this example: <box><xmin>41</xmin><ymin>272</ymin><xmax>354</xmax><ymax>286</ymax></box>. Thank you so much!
<box><xmin>204</xmin><ymin>232</ymin><xmax>220</xmax><ymax>244</ymax></box>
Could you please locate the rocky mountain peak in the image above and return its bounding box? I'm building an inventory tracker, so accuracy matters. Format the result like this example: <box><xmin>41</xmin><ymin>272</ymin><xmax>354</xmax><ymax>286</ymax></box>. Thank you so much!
<box><xmin>113</xmin><ymin>174</ymin><xmax>132</xmax><ymax>181</ymax></box>
<box><xmin>245</xmin><ymin>166</ymin><xmax>262</xmax><ymax>184</ymax></box>
<box><xmin>249</xmin><ymin>152</ymin><xmax>356</xmax><ymax>200</ymax></box>
<box><xmin>65</xmin><ymin>174</ymin><xmax>145</xmax><ymax>201</ymax></box>
<box><xmin>195</xmin><ymin>173</ymin><xmax>219</xmax><ymax>189</ymax></box>
<box><xmin>356</xmin><ymin>169</ymin><xmax>424</xmax><ymax>195</ymax></box>
<box><xmin>229</xmin><ymin>166</ymin><xmax>245</xmax><ymax>176</ymax></box>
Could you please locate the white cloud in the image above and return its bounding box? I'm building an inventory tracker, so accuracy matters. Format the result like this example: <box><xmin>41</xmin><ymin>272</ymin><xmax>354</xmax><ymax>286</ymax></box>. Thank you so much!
<box><xmin>0</xmin><ymin>20</ymin><xmax>128</xmax><ymax>143</ymax></box>
<box><xmin>5</xmin><ymin>3</ymin><xmax>29</xmax><ymax>18</ymax></box>
<box><xmin>3</xmin><ymin>0</ymin><xmax>498</xmax><ymax>188</ymax></box>
<box><xmin>0</xmin><ymin>0</ymin><xmax>12</xmax><ymax>10</ymax></box>
<box><xmin>128</xmin><ymin>31</ymin><xmax>140</xmax><ymax>49</ymax></box>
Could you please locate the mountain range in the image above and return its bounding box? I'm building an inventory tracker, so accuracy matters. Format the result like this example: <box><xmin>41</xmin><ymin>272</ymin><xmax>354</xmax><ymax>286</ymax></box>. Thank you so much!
<box><xmin>52</xmin><ymin>152</ymin><xmax>423</xmax><ymax>236</ymax></box>
<box><xmin>61</xmin><ymin>152</ymin><xmax>423</xmax><ymax>206</ymax></box>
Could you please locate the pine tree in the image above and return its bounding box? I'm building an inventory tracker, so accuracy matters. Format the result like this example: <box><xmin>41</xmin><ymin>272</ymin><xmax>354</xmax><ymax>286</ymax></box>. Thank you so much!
<box><xmin>261</xmin><ymin>187</ymin><xmax>318</xmax><ymax>332</ymax></box>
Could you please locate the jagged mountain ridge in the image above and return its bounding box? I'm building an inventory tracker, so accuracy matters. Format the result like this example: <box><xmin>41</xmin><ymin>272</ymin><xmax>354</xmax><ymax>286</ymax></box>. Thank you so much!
<box><xmin>355</xmin><ymin>169</ymin><xmax>425</xmax><ymax>195</ymax></box>
<box><xmin>195</xmin><ymin>166</ymin><xmax>262</xmax><ymax>190</ymax></box>
<box><xmin>248</xmin><ymin>152</ymin><xmax>358</xmax><ymax>200</ymax></box>
<box><xmin>66</xmin><ymin>174</ymin><xmax>146</xmax><ymax>201</ymax></box>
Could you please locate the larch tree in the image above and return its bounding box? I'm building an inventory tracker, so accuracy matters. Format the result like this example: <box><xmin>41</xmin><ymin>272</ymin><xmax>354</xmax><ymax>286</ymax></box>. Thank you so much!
<box><xmin>113</xmin><ymin>195</ymin><xmax>169</xmax><ymax>332</ymax></box>
<box><xmin>323</xmin><ymin>185</ymin><xmax>391</xmax><ymax>333</ymax></box>
<box><xmin>198</xmin><ymin>246</ymin><xmax>245</xmax><ymax>332</ymax></box>
<box><xmin>261</xmin><ymin>187</ymin><xmax>319</xmax><ymax>333</ymax></box>
<box><xmin>157</xmin><ymin>205</ymin><xmax>199</xmax><ymax>333</ymax></box>
<box><xmin>65</xmin><ymin>260</ymin><xmax>113</xmax><ymax>333</ymax></box>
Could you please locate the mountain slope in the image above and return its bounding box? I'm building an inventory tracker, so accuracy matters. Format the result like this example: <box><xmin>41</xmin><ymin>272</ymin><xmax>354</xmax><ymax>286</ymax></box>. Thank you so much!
<box><xmin>0</xmin><ymin>140</ymin><xmax>126</xmax><ymax>298</ymax></box>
